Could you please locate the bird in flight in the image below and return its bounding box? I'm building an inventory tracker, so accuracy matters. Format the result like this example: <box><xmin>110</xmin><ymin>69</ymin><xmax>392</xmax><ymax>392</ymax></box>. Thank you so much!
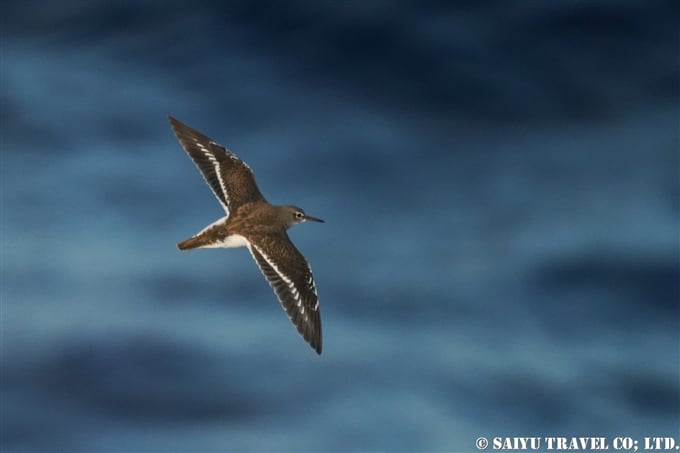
<box><xmin>169</xmin><ymin>116</ymin><xmax>323</xmax><ymax>354</ymax></box>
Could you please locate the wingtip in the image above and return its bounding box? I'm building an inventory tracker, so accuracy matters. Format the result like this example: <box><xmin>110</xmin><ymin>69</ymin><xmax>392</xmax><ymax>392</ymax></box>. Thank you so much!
<box><xmin>312</xmin><ymin>333</ymin><xmax>322</xmax><ymax>355</ymax></box>
<box><xmin>310</xmin><ymin>318</ymin><xmax>322</xmax><ymax>355</ymax></box>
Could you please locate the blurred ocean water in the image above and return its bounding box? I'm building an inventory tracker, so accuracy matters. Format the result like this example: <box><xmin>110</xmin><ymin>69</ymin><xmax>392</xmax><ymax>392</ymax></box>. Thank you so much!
<box><xmin>2</xmin><ymin>1</ymin><xmax>678</xmax><ymax>451</ymax></box>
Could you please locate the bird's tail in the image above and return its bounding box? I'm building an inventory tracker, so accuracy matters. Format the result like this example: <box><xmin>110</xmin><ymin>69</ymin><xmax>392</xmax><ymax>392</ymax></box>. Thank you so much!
<box><xmin>177</xmin><ymin>236</ymin><xmax>204</xmax><ymax>250</ymax></box>
<box><xmin>177</xmin><ymin>219</ymin><xmax>227</xmax><ymax>250</ymax></box>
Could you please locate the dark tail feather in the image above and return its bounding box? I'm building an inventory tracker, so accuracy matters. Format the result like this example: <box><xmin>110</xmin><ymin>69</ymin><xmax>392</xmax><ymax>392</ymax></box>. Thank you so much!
<box><xmin>177</xmin><ymin>236</ymin><xmax>201</xmax><ymax>250</ymax></box>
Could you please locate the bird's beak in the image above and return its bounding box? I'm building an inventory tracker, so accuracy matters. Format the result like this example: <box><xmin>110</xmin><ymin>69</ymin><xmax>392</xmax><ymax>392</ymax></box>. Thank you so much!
<box><xmin>304</xmin><ymin>215</ymin><xmax>324</xmax><ymax>223</ymax></box>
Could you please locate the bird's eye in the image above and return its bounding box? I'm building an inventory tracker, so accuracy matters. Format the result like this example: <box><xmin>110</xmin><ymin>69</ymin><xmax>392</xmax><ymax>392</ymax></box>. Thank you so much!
<box><xmin>295</xmin><ymin>212</ymin><xmax>304</xmax><ymax>218</ymax></box>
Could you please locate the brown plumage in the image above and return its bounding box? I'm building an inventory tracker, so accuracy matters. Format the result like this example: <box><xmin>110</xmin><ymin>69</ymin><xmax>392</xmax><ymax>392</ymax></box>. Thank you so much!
<box><xmin>169</xmin><ymin>116</ymin><xmax>324</xmax><ymax>354</ymax></box>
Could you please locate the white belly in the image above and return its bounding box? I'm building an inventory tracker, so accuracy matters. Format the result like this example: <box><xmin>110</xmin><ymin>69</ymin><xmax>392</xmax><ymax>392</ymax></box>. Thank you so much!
<box><xmin>200</xmin><ymin>233</ymin><xmax>249</xmax><ymax>249</ymax></box>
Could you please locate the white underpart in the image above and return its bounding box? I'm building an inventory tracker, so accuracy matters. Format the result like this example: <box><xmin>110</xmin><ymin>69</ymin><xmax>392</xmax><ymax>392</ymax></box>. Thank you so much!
<box><xmin>194</xmin><ymin>140</ymin><xmax>230</xmax><ymax>213</ymax></box>
<box><xmin>201</xmin><ymin>233</ymin><xmax>249</xmax><ymax>249</ymax></box>
<box><xmin>191</xmin><ymin>217</ymin><xmax>248</xmax><ymax>249</ymax></box>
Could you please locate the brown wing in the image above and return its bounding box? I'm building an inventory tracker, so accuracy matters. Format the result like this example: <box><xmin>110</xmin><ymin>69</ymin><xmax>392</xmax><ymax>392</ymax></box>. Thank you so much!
<box><xmin>247</xmin><ymin>234</ymin><xmax>322</xmax><ymax>354</ymax></box>
<box><xmin>168</xmin><ymin>116</ymin><xmax>265</xmax><ymax>213</ymax></box>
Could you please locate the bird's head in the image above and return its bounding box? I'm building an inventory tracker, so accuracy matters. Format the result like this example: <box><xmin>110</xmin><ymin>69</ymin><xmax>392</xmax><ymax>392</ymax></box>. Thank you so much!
<box><xmin>281</xmin><ymin>205</ymin><xmax>324</xmax><ymax>229</ymax></box>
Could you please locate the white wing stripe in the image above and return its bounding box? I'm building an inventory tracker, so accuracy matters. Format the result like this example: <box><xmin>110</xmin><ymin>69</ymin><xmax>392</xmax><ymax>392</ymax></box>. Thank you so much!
<box><xmin>208</xmin><ymin>141</ymin><xmax>233</xmax><ymax>208</ymax></box>
<box><xmin>194</xmin><ymin>140</ymin><xmax>231</xmax><ymax>211</ymax></box>
<box><xmin>249</xmin><ymin>244</ymin><xmax>302</xmax><ymax>304</ymax></box>
<box><xmin>248</xmin><ymin>244</ymin><xmax>320</xmax><ymax>313</ymax></box>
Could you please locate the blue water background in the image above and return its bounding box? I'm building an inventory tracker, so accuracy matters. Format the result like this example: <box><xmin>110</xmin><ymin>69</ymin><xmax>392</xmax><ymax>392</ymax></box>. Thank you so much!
<box><xmin>2</xmin><ymin>1</ymin><xmax>678</xmax><ymax>451</ymax></box>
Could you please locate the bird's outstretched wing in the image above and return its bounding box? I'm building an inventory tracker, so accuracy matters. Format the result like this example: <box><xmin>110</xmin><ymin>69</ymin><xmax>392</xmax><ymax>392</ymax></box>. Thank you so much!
<box><xmin>168</xmin><ymin>116</ymin><xmax>265</xmax><ymax>213</ymax></box>
<box><xmin>247</xmin><ymin>234</ymin><xmax>322</xmax><ymax>354</ymax></box>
